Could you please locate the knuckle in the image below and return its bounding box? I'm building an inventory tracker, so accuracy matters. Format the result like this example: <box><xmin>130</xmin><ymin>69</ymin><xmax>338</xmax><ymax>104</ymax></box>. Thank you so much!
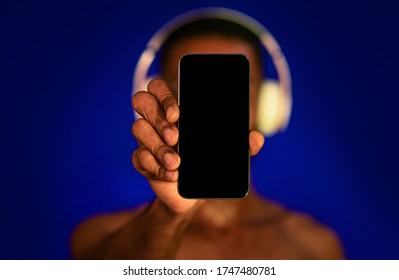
<box><xmin>138</xmin><ymin>149</ymin><xmax>163</xmax><ymax>179</ymax></box>
<box><xmin>155</xmin><ymin>165</ymin><xmax>164</xmax><ymax>179</ymax></box>
<box><xmin>148</xmin><ymin>79</ymin><xmax>176</xmax><ymax>106</ymax></box>
<box><xmin>153</xmin><ymin>114</ymin><xmax>167</xmax><ymax>129</ymax></box>
<box><xmin>140</xmin><ymin>149</ymin><xmax>154</xmax><ymax>165</ymax></box>
<box><xmin>131</xmin><ymin>91</ymin><xmax>146</xmax><ymax>110</ymax></box>
<box><xmin>132</xmin><ymin>149</ymin><xmax>141</xmax><ymax>169</ymax></box>
<box><xmin>147</xmin><ymin>78</ymin><xmax>165</xmax><ymax>92</ymax></box>
<box><xmin>131</xmin><ymin>118</ymin><xmax>150</xmax><ymax>136</ymax></box>
<box><xmin>153</xmin><ymin>143</ymin><xmax>168</xmax><ymax>159</ymax></box>
<box><xmin>161</xmin><ymin>94</ymin><xmax>176</xmax><ymax>108</ymax></box>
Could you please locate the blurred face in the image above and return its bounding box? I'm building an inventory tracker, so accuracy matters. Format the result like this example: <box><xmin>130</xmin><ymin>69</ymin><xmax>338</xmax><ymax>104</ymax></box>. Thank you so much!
<box><xmin>161</xmin><ymin>34</ymin><xmax>263</xmax><ymax>130</ymax></box>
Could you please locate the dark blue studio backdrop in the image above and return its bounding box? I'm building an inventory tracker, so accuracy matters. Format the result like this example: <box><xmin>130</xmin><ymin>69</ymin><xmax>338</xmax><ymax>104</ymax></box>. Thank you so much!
<box><xmin>1</xmin><ymin>0</ymin><xmax>398</xmax><ymax>259</ymax></box>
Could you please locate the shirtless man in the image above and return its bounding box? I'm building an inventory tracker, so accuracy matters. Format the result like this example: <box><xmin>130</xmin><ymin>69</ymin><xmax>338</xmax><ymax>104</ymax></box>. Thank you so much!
<box><xmin>70</xmin><ymin>15</ymin><xmax>345</xmax><ymax>260</ymax></box>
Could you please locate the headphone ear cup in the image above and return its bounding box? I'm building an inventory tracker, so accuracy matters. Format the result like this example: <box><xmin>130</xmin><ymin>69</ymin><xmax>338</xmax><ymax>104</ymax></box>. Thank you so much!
<box><xmin>256</xmin><ymin>80</ymin><xmax>292</xmax><ymax>136</ymax></box>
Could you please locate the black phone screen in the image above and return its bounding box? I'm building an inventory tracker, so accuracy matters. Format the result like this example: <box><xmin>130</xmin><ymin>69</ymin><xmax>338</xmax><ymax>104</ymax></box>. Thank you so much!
<box><xmin>178</xmin><ymin>54</ymin><xmax>250</xmax><ymax>199</ymax></box>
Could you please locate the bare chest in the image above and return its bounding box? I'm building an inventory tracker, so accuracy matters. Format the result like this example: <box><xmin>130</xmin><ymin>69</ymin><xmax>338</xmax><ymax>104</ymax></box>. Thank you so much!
<box><xmin>175</xmin><ymin>225</ymin><xmax>308</xmax><ymax>260</ymax></box>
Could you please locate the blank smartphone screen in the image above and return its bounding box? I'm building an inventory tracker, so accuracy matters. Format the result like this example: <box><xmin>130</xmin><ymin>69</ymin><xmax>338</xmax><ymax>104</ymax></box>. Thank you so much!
<box><xmin>178</xmin><ymin>54</ymin><xmax>250</xmax><ymax>199</ymax></box>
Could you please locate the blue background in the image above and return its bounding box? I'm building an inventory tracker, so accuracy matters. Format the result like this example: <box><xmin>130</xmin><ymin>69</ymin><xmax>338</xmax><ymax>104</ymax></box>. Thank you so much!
<box><xmin>1</xmin><ymin>0</ymin><xmax>398</xmax><ymax>259</ymax></box>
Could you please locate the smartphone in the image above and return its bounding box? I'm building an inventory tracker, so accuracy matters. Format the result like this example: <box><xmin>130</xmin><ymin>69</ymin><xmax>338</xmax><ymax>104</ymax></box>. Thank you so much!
<box><xmin>178</xmin><ymin>54</ymin><xmax>250</xmax><ymax>199</ymax></box>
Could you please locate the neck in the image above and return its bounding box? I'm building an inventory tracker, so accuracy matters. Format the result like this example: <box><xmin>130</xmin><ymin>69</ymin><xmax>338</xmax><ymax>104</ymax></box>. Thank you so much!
<box><xmin>193</xmin><ymin>191</ymin><xmax>263</xmax><ymax>230</ymax></box>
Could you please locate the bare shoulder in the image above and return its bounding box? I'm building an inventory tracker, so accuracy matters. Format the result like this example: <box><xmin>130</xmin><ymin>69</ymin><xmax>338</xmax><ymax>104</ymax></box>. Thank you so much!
<box><xmin>254</xmin><ymin>197</ymin><xmax>345</xmax><ymax>259</ymax></box>
<box><xmin>70</xmin><ymin>203</ymin><xmax>148</xmax><ymax>259</ymax></box>
<box><xmin>280</xmin><ymin>209</ymin><xmax>345</xmax><ymax>259</ymax></box>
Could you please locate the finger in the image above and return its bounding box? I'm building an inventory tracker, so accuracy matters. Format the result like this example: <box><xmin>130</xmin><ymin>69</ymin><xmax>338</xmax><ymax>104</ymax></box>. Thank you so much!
<box><xmin>147</xmin><ymin>79</ymin><xmax>179</xmax><ymax>123</ymax></box>
<box><xmin>132</xmin><ymin>118</ymin><xmax>180</xmax><ymax>171</ymax></box>
<box><xmin>132</xmin><ymin>90</ymin><xmax>178</xmax><ymax>146</ymax></box>
<box><xmin>132</xmin><ymin>147</ymin><xmax>178</xmax><ymax>182</ymax></box>
<box><xmin>249</xmin><ymin>130</ymin><xmax>265</xmax><ymax>156</ymax></box>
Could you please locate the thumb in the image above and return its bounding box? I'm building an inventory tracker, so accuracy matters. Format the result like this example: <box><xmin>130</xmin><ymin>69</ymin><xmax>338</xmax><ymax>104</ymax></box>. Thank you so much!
<box><xmin>249</xmin><ymin>130</ymin><xmax>265</xmax><ymax>156</ymax></box>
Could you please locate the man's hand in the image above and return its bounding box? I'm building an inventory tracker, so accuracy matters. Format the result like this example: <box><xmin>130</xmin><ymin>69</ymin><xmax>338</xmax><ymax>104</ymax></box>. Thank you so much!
<box><xmin>131</xmin><ymin>79</ymin><xmax>264</xmax><ymax>215</ymax></box>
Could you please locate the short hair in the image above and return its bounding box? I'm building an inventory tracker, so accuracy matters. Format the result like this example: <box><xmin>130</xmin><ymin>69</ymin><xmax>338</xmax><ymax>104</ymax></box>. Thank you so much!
<box><xmin>159</xmin><ymin>18</ymin><xmax>264</xmax><ymax>73</ymax></box>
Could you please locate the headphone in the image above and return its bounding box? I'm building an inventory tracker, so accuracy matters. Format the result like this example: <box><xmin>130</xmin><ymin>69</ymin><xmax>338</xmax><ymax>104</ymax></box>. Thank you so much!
<box><xmin>132</xmin><ymin>7</ymin><xmax>292</xmax><ymax>137</ymax></box>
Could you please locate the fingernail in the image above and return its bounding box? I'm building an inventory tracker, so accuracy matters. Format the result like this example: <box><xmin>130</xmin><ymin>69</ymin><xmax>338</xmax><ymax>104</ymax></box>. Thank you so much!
<box><xmin>166</xmin><ymin>106</ymin><xmax>178</xmax><ymax>122</ymax></box>
<box><xmin>166</xmin><ymin>106</ymin><xmax>174</xmax><ymax>120</ymax></box>
<box><xmin>164</xmin><ymin>152</ymin><xmax>176</xmax><ymax>167</ymax></box>
<box><xmin>163</xmin><ymin>127</ymin><xmax>175</xmax><ymax>144</ymax></box>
